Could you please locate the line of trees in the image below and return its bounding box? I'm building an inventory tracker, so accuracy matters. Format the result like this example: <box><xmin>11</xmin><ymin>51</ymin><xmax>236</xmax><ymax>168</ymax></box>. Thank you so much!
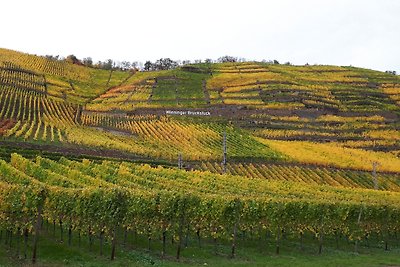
<box><xmin>44</xmin><ymin>54</ymin><xmax>286</xmax><ymax>72</ymax></box>
<box><xmin>143</xmin><ymin>58</ymin><xmax>178</xmax><ymax>71</ymax></box>
<box><xmin>142</xmin><ymin>56</ymin><xmax>284</xmax><ymax>71</ymax></box>
<box><xmin>45</xmin><ymin>55</ymin><xmax>140</xmax><ymax>71</ymax></box>
<box><xmin>385</xmin><ymin>70</ymin><xmax>397</xmax><ymax>75</ymax></box>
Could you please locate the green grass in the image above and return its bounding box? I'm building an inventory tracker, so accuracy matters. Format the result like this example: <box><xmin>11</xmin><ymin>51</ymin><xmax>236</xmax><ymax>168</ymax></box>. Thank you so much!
<box><xmin>151</xmin><ymin>69</ymin><xmax>210</xmax><ymax>107</ymax></box>
<box><xmin>1</xmin><ymin>227</ymin><xmax>399</xmax><ymax>267</ymax></box>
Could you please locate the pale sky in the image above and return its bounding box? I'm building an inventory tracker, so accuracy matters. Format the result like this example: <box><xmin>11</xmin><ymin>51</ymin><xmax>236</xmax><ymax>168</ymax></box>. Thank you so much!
<box><xmin>1</xmin><ymin>0</ymin><xmax>399</xmax><ymax>72</ymax></box>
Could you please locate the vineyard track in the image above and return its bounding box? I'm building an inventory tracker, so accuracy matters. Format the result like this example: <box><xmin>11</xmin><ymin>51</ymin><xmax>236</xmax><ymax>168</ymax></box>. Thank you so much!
<box><xmin>127</xmin><ymin>107</ymin><xmax>399</xmax><ymax>120</ymax></box>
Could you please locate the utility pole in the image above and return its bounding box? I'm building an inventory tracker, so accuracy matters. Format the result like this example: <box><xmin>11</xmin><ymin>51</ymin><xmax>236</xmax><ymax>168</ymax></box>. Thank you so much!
<box><xmin>222</xmin><ymin>131</ymin><xmax>227</xmax><ymax>174</ymax></box>
<box><xmin>178</xmin><ymin>153</ymin><xmax>183</xmax><ymax>170</ymax></box>
<box><xmin>372</xmin><ymin>162</ymin><xmax>379</xmax><ymax>190</ymax></box>
<box><xmin>178</xmin><ymin>153</ymin><xmax>182</xmax><ymax>169</ymax></box>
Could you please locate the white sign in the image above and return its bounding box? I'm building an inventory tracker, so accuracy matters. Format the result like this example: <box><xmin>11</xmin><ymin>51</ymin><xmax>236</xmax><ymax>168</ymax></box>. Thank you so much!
<box><xmin>166</xmin><ymin>110</ymin><xmax>211</xmax><ymax>116</ymax></box>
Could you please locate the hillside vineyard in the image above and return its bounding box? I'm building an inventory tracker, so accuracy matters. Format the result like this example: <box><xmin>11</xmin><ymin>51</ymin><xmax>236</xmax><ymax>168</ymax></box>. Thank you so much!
<box><xmin>0</xmin><ymin>48</ymin><xmax>399</xmax><ymax>263</ymax></box>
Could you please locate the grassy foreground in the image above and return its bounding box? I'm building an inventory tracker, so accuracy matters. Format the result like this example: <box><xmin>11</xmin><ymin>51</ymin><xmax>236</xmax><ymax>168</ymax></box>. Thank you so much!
<box><xmin>1</xmin><ymin>227</ymin><xmax>399</xmax><ymax>267</ymax></box>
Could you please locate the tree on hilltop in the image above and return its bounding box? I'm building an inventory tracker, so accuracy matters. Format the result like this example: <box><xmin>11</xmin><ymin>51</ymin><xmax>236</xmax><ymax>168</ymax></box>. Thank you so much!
<box><xmin>65</xmin><ymin>55</ymin><xmax>83</xmax><ymax>65</ymax></box>
<box><xmin>385</xmin><ymin>70</ymin><xmax>397</xmax><ymax>75</ymax></box>
<box><xmin>120</xmin><ymin>61</ymin><xmax>131</xmax><ymax>71</ymax></box>
<box><xmin>83</xmin><ymin>57</ymin><xmax>93</xmax><ymax>67</ymax></box>
<box><xmin>154</xmin><ymin>58</ymin><xmax>178</xmax><ymax>70</ymax></box>
<box><xmin>143</xmin><ymin>58</ymin><xmax>178</xmax><ymax>71</ymax></box>
<box><xmin>218</xmin><ymin>56</ymin><xmax>237</xmax><ymax>63</ymax></box>
<box><xmin>104</xmin><ymin>59</ymin><xmax>114</xmax><ymax>70</ymax></box>
<box><xmin>144</xmin><ymin>61</ymin><xmax>153</xmax><ymax>71</ymax></box>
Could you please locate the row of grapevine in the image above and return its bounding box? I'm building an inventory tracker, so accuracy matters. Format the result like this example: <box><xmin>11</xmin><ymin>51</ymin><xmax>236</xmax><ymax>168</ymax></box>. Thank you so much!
<box><xmin>1</xmin><ymin>154</ymin><xmax>400</xmax><ymax>263</ymax></box>
<box><xmin>86</xmin><ymin>73</ymin><xmax>156</xmax><ymax>112</ymax></box>
<box><xmin>257</xmin><ymin>139</ymin><xmax>400</xmax><ymax>173</ymax></box>
<box><xmin>0</xmin><ymin>86</ymin><xmax>78</xmax><ymax>126</ymax></box>
<box><xmin>82</xmin><ymin>115</ymin><xmax>219</xmax><ymax>160</ymax></box>
<box><xmin>197</xmin><ymin>162</ymin><xmax>400</xmax><ymax>191</ymax></box>
<box><xmin>0</xmin><ymin>48</ymin><xmax>90</xmax><ymax>80</ymax></box>
<box><xmin>245</xmin><ymin>112</ymin><xmax>399</xmax><ymax>155</ymax></box>
<box><xmin>3</xmin><ymin>119</ymin><xmax>64</xmax><ymax>142</ymax></box>
<box><xmin>0</xmin><ymin>62</ymin><xmax>46</xmax><ymax>94</ymax></box>
<box><xmin>81</xmin><ymin>111</ymin><xmax>157</xmax><ymax>128</ymax></box>
<box><xmin>80</xmin><ymin>113</ymin><xmax>281</xmax><ymax>161</ymax></box>
<box><xmin>0</xmin><ymin>48</ymin><xmax>139</xmax><ymax>105</ymax></box>
<box><xmin>381</xmin><ymin>83</ymin><xmax>400</xmax><ymax>106</ymax></box>
<box><xmin>0</xmin><ymin>74</ymin><xmax>79</xmax><ymax>142</ymax></box>
<box><xmin>204</xmin><ymin>63</ymin><xmax>399</xmax><ymax>112</ymax></box>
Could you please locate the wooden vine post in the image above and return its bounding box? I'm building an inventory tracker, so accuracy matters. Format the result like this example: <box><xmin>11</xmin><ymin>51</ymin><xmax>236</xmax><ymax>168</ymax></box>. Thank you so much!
<box><xmin>32</xmin><ymin>188</ymin><xmax>46</xmax><ymax>264</ymax></box>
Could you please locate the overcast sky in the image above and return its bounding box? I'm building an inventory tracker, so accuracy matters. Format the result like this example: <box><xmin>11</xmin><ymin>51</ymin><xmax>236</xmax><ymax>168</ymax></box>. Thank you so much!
<box><xmin>1</xmin><ymin>0</ymin><xmax>399</xmax><ymax>72</ymax></box>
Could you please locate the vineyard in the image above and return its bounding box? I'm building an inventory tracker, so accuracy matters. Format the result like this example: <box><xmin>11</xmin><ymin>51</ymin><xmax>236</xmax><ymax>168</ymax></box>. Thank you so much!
<box><xmin>0</xmin><ymin>48</ymin><xmax>400</xmax><ymax>265</ymax></box>
<box><xmin>0</xmin><ymin>78</ymin><xmax>78</xmax><ymax>142</ymax></box>
<box><xmin>1</xmin><ymin>154</ymin><xmax>400</xmax><ymax>264</ymax></box>
<box><xmin>0</xmin><ymin>48</ymin><xmax>131</xmax><ymax>104</ymax></box>
<box><xmin>0</xmin><ymin>49</ymin><xmax>398</xmax><ymax>170</ymax></box>
<box><xmin>203</xmin><ymin>63</ymin><xmax>399</xmax><ymax>112</ymax></box>
<box><xmin>196</xmin><ymin>161</ymin><xmax>400</xmax><ymax>191</ymax></box>
<box><xmin>86</xmin><ymin>69</ymin><xmax>210</xmax><ymax>111</ymax></box>
<box><xmin>80</xmin><ymin>112</ymin><xmax>282</xmax><ymax>161</ymax></box>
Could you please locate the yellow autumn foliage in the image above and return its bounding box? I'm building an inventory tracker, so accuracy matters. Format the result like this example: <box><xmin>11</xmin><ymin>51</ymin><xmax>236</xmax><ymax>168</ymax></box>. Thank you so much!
<box><xmin>258</xmin><ymin>138</ymin><xmax>400</xmax><ymax>173</ymax></box>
